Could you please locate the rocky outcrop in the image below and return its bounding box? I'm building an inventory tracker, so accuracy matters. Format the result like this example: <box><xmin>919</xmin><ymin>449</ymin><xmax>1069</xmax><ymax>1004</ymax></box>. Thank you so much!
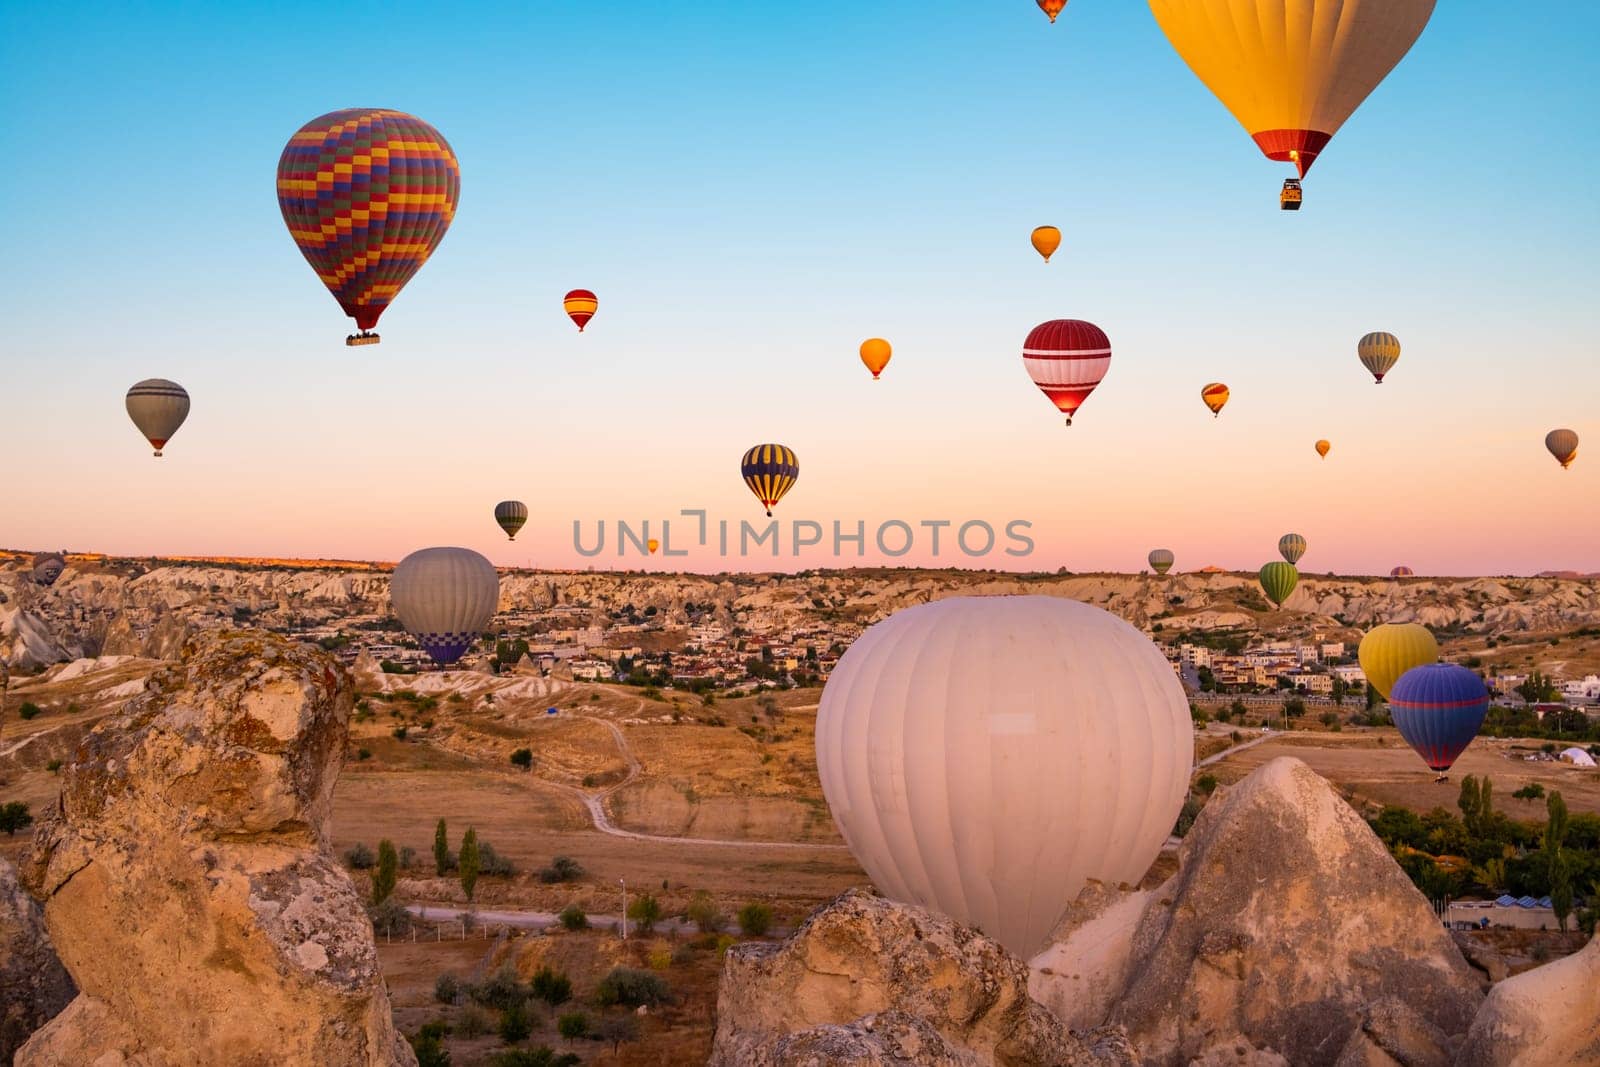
<box><xmin>1455</xmin><ymin>932</ymin><xmax>1600</xmax><ymax>1066</ymax></box>
<box><xmin>1032</xmin><ymin>758</ymin><xmax>1482</xmax><ymax>1067</ymax></box>
<box><xmin>18</xmin><ymin>630</ymin><xmax>415</xmax><ymax>1067</ymax></box>
<box><xmin>0</xmin><ymin>859</ymin><xmax>74</xmax><ymax>1062</ymax></box>
<box><xmin>709</xmin><ymin>888</ymin><xmax>1132</xmax><ymax>1067</ymax></box>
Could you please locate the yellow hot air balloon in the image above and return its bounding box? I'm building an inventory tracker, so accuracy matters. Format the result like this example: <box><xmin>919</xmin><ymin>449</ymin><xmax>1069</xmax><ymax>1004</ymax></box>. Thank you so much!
<box><xmin>1545</xmin><ymin>429</ymin><xmax>1578</xmax><ymax>470</ymax></box>
<box><xmin>647</xmin><ymin>538</ymin><xmax>660</xmax><ymax>554</ymax></box>
<box><xmin>1031</xmin><ymin>226</ymin><xmax>1062</xmax><ymax>263</ymax></box>
<box><xmin>1148</xmin><ymin>0</ymin><xmax>1436</xmax><ymax>207</ymax></box>
<box><xmin>860</xmin><ymin>338</ymin><xmax>892</xmax><ymax>381</ymax></box>
<box><xmin>1358</xmin><ymin>332</ymin><xmax>1402</xmax><ymax>384</ymax></box>
<box><xmin>1200</xmin><ymin>382</ymin><xmax>1230</xmax><ymax>417</ymax></box>
<box><xmin>1358</xmin><ymin>622</ymin><xmax>1438</xmax><ymax>701</ymax></box>
<box><xmin>1315</xmin><ymin>439</ymin><xmax>1331</xmax><ymax>459</ymax></box>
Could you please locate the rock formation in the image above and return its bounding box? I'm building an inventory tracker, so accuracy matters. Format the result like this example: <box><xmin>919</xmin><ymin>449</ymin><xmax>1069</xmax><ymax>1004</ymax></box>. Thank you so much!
<box><xmin>709</xmin><ymin>888</ymin><xmax>1132</xmax><ymax>1067</ymax></box>
<box><xmin>1031</xmin><ymin>757</ymin><xmax>1482</xmax><ymax>1066</ymax></box>
<box><xmin>18</xmin><ymin>630</ymin><xmax>415</xmax><ymax>1066</ymax></box>
<box><xmin>0</xmin><ymin>859</ymin><xmax>74</xmax><ymax>1062</ymax></box>
<box><xmin>1455</xmin><ymin>931</ymin><xmax>1600</xmax><ymax>1066</ymax></box>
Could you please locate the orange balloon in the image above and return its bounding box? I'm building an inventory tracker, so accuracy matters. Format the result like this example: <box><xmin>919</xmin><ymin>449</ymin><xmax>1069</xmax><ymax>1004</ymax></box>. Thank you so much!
<box><xmin>1031</xmin><ymin>226</ymin><xmax>1062</xmax><ymax>263</ymax></box>
<box><xmin>860</xmin><ymin>338</ymin><xmax>892</xmax><ymax>380</ymax></box>
<box><xmin>1200</xmin><ymin>382</ymin><xmax>1229</xmax><ymax>417</ymax></box>
<box><xmin>647</xmin><ymin>538</ymin><xmax>660</xmax><ymax>554</ymax></box>
<box><xmin>1037</xmin><ymin>0</ymin><xmax>1068</xmax><ymax>22</ymax></box>
<box><xmin>1315</xmin><ymin>439</ymin><xmax>1331</xmax><ymax>459</ymax></box>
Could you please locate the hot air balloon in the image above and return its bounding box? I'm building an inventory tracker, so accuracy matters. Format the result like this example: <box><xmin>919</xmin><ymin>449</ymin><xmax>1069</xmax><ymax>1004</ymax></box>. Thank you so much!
<box><xmin>277</xmin><ymin>110</ymin><xmax>459</xmax><ymax>346</ymax></box>
<box><xmin>1258</xmin><ymin>561</ymin><xmax>1299</xmax><ymax>608</ymax></box>
<box><xmin>1023</xmin><ymin>320</ymin><xmax>1111</xmax><ymax>427</ymax></box>
<box><xmin>647</xmin><ymin>538</ymin><xmax>660</xmax><ymax>554</ymax></box>
<box><xmin>1148</xmin><ymin>0</ymin><xmax>1436</xmax><ymax>208</ymax></box>
<box><xmin>1391</xmin><ymin>565</ymin><xmax>1415</xmax><ymax>578</ymax></box>
<box><xmin>1389</xmin><ymin>663</ymin><xmax>1488</xmax><ymax>780</ymax></box>
<box><xmin>1359</xmin><ymin>332</ymin><xmax>1402</xmax><ymax>384</ymax></box>
<box><xmin>1315</xmin><ymin>439</ymin><xmax>1331</xmax><ymax>459</ymax></box>
<box><xmin>125</xmin><ymin>379</ymin><xmax>190</xmax><ymax>457</ymax></box>
<box><xmin>860</xmin><ymin>338</ymin><xmax>892</xmax><ymax>380</ymax></box>
<box><xmin>1148</xmin><ymin>549</ymin><xmax>1175</xmax><ymax>575</ymax></box>
<box><xmin>1037</xmin><ymin>0</ymin><xmax>1068</xmax><ymax>22</ymax></box>
<box><xmin>1278</xmin><ymin>533</ymin><xmax>1307</xmax><ymax>565</ymax></box>
<box><xmin>1201</xmin><ymin>382</ymin><xmax>1230</xmax><ymax>417</ymax></box>
<box><xmin>494</xmin><ymin>501</ymin><xmax>528</xmax><ymax>541</ymax></box>
<box><xmin>741</xmin><ymin>444</ymin><xmax>798</xmax><ymax>517</ymax></box>
<box><xmin>815</xmin><ymin>595</ymin><xmax>1189</xmax><ymax>957</ymax></box>
<box><xmin>564</xmin><ymin>289</ymin><xmax>598</xmax><ymax>332</ymax></box>
<box><xmin>1545</xmin><ymin>429</ymin><xmax>1579</xmax><ymax>470</ymax></box>
<box><xmin>1031</xmin><ymin>226</ymin><xmax>1062</xmax><ymax>262</ymax></box>
<box><xmin>31</xmin><ymin>553</ymin><xmax>66</xmax><ymax>587</ymax></box>
<box><xmin>1357</xmin><ymin>622</ymin><xmax>1438</xmax><ymax>700</ymax></box>
<box><xmin>390</xmin><ymin>547</ymin><xmax>499</xmax><ymax>665</ymax></box>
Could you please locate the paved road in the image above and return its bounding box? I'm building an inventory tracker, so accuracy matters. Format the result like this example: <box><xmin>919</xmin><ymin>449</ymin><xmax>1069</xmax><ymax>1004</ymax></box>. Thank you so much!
<box><xmin>1197</xmin><ymin>729</ymin><xmax>1276</xmax><ymax>769</ymax></box>
<box><xmin>405</xmin><ymin>902</ymin><xmax>792</xmax><ymax>939</ymax></box>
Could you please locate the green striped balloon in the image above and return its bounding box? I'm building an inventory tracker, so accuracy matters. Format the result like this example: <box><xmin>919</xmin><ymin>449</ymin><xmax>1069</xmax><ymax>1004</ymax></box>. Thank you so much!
<box><xmin>1258</xmin><ymin>561</ymin><xmax>1299</xmax><ymax>608</ymax></box>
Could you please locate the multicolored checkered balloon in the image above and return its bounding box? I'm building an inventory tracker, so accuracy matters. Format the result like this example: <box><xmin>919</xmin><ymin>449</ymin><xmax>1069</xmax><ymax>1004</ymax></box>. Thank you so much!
<box><xmin>277</xmin><ymin>109</ymin><xmax>460</xmax><ymax>344</ymax></box>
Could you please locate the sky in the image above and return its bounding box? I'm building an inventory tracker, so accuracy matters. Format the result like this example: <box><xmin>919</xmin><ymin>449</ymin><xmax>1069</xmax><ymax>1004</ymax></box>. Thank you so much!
<box><xmin>1</xmin><ymin>1</ymin><xmax>1596</xmax><ymax>576</ymax></box>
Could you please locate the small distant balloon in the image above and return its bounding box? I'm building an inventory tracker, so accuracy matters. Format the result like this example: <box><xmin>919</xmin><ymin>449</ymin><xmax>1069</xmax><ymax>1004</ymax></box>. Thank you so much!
<box><xmin>860</xmin><ymin>338</ymin><xmax>892</xmax><ymax>380</ymax></box>
<box><xmin>1278</xmin><ymin>533</ymin><xmax>1307</xmax><ymax>565</ymax></box>
<box><xmin>1545</xmin><ymin>429</ymin><xmax>1578</xmax><ymax>470</ymax></box>
<box><xmin>1201</xmin><ymin>382</ymin><xmax>1230</xmax><ymax>417</ymax></box>
<box><xmin>741</xmin><ymin>444</ymin><xmax>799</xmax><ymax>517</ymax></box>
<box><xmin>1148</xmin><ymin>549</ymin><xmax>1175</xmax><ymax>575</ymax></box>
<box><xmin>494</xmin><ymin>501</ymin><xmax>528</xmax><ymax>541</ymax></box>
<box><xmin>1358</xmin><ymin>622</ymin><xmax>1438</xmax><ymax>701</ymax></box>
<box><xmin>125</xmin><ymin>379</ymin><xmax>190</xmax><ymax>458</ymax></box>
<box><xmin>564</xmin><ymin>289</ymin><xmax>598</xmax><ymax>332</ymax></box>
<box><xmin>32</xmin><ymin>553</ymin><xmax>66</xmax><ymax>587</ymax></box>
<box><xmin>1389</xmin><ymin>663</ymin><xmax>1488</xmax><ymax>778</ymax></box>
<box><xmin>1023</xmin><ymin>320</ymin><xmax>1112</xmax><ymax>427</ymax></box>
<box><xmin>1358</xmin><ymin>332</ymin><xmax>1401</xmax><ymax>384</ymax></box>
<box><xmin>1036</xmin><ymin>0</ymin><xmax>1068</xmax><ymax>21</ymax></box>
<box><xmin>647</xmin><ymin>538</ymin><xmax>660</xmax><ymax>554</ymax></box>
<box><xmin>1391</xmin><ymin>565</ymin><xmax>1415</xmax><ymax>578</ymax></box>
<box><xmin>1031</xmin><ymin>226</ymin><xmax>1062</xmax><ymax>262</ymax></box>
<box><xmin>1258</xmin><ymin>561</ymin><xmax>1298</xmax><ymax>608</ymax></box>
<box><xmin>1315</xmin><ymin>439</ymin><xmax>1331</xmax><ymax>459</ymax></box>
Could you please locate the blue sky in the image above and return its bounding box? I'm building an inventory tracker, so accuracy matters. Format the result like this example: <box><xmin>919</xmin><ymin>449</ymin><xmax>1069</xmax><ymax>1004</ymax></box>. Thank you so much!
<box><xmin>2</xmin><ymin>2</ymin><xmax>1596</xmax><ymax>574</ymax></box>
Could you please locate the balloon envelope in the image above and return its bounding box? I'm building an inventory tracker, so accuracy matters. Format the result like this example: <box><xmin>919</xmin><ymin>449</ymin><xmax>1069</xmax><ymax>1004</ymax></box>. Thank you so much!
<box><xmin>1031</xmin><ymin>225</ymin><xmax>1062</xmax><ymax>261</ymax></box>
<box><xmin>1358</xmin><ymin>622</ymin><xmax>1438</xmax><ymax>700</ymax></box>
<box><xmin>1278</xmin><ymin>533</ymin><xmax>1307</xmax><ymax>565</ymax></box>
<box><xmin>1391</xmin><ymin>566</ymin><xmax>1415</xmax><ymax>577</ymax></box>
<box><xmin>1359</xmin><ymin>332</ymin><xmax>1401</xmax><ymax>384</ymax></box>
<box><xmin>1315</xmin><ymin>439</ymin><xmax>1331</xmax><ymax>459</ymax></box>
<box><xmin>277</xmin><ymin>109</ymin><xmax>459</xmax><ymax>336</ymax></box>
<box><xmin>1037</xmin><ymin>0</ymin><xmax>1068</xmax><ymax>21</ymax></box>
<box><xmin>1147</xmin><ymin>0</ymin><xmax>1436</xmax><ymax>178</ymax></box>
<box><xmin>1389</xmin><ymin>663</ymin><xmax>1488</xmax><ymax>773</ymax></box>
<box><xmin>1545</xmin><ymin>429</ymin><xmax>1578</xmax><ymax>470</ymax></box>
<box><xmin>125</xmin><ymin>379</ymin><xmax>190</xmax><ymax>457</ymax></box>
<box><xmin>741</xmin><ymin>444</ymin><xmax>799</xmax><ymax>516</ymax></box>
<box><xmin>1023</xmin><ymin>320</ymin><xmax>1111</xmax><ymax>426</ymax></box>
<box><xmin>647</xmin><ymin>538</ymin><xmax>660</xmax><ymax>554</ymax></box>
<box><xmin>31</xmin><ymin>553</ymin><xmax>66</xmax><ymax>587</ymax></box>
<box><xmin>390</xmin><ymin>548</ymin><xmax>499</xmax><ymax>665</ymax></box>
<box><xmin>815</xmin><ymin>595</ymin><xmax>1190</xmax><ymax>957</ymax></box>
<box><xmin>1258</xmin><ymin>561</ymin><xmax>1299</xmax><ymax>607</ymax></box>
<box><xmin>564</xmin><ymin>289</ymin><xmax>598</xmax><ymax>331</ymax></box>
<box><xmin>860</xmin><ymin>338</ymin><xmax>892</xmax><ymax>380</ymax></box>
<box><xmin>1201</xmin><ymin>382</ymin><xmax>1230</xmax><ymax>416</ymax></box>
<box><xmin>494</xmin><ymin>501</ymin><xmax>528</xmax><ymax>541</ymax></box>
<box><xmin>1148</xmin><ymin>549</ymin><xmax>1175</xmax><ymax>575</ymax></box>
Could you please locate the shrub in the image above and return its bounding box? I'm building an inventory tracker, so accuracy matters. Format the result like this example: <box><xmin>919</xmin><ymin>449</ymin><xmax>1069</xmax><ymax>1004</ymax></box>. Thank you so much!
<box><xmin>737</xmin><ymin>902</ymin><xmax>774</xmax><ymax>937</ymax></box>
<box><xmin>1514</xmin><ymin>783</ymin><xmax>1546</xmax><ymax>801</ymax></box>
<box><xmin>499</xmin><ymin>1000</ymin><xmax>533</xmax><ymax>1044</ymax></box>
<box><xmin>343</xmin><ymin>842</ymin><xmax>376</xmax><ymax>870</ymax></box>
<box><xmin>418</xmin><ymin>1020</ymin><xmax>452</xmax><ymax>1041</ymax></box>
<box><xmin>539</xmin><ymin>855</ymin><xmax>584</xmax><ymax>884</ymax></box>
<box><xmin>45</xmin><ymin>759</ymin><xmax>63</xmax><ymax>773</ymax></box>
<box><xmin>369</xmin><ymin>898</ymin><xmax>411</xmax><ymax>938</ymax></box>
<box><xmin>478</xmin><ymin>841</ymin><xmax>515</xmax><ymax>877</ymax></box>
<box><xmin>470</xmin><ymin>965</ymin><xmax>527</xmax><ymax>1012</ymax></box>
<box><xmin>597</xmin><ymin>1014</ymin><xmax>641</xmax><ymax>1055</ymax></box>
<box><xmin>400</xmin><ymin>845</ymin><xmax>418</xmax><ymax>869</ymax></box>
<box><xmin>626</xmin><ymin>893</ymin><xmax>662</xmax><ymax>932</ymax></box>
<box><xmin>510</xmin><ymin>748</ymin><xmax>533</xmax><ymax>770</ymax></box>
<box><xmin>17</xmin><ymin>702</ymin><xmax>41</xmax><ymax>720</ymax></box>
<box><xmin>0</xmin><ymin>802</ymin><xmax>34</xmax><ymax>836</ymax></box>
<box><xmin>686</xmin><ymin>890</ymin><xmax>725</xmax><ymax>933</ymax></box>
<box><xmin>409</xmin><ymin>1033</ymin><xmax>451</xmax><ymax>1067</ymax></box>
<box><xmin>558</xmin><ymin>903</ymin><xmax>588</xmax><ymax>930</ymax></box>
<box><xmin>392</xmin><ymin>726</ymin><xmax>409</xmax><ymax>741</ymax></box>
<box><xmin>356</xmin><ymin>748</ymin><xmax>372</xmax><ymax>761</ymax></box>
<box><xmin>531</xmin><ymin>966</ymin><xmax>572</xmax><ymax>1007</ymax></box>
<box><xmin>556</xmin><ymin>1011</ymin><xmax>589</xmax><ymax>1043</ymax></box>
<box><xmin>456</xmin><ymin>1004</ymin><xmax>492</xmax><ymax>1039</ymax></box>
<box><xmin>647</xmin><ymin>944</ymin><xmax>673</xmax><ymax>970</ymax></box>
<box><xmin>594</xmin><ymin>967</ymin><xmax>669</xmax><ymax>1008</ymax></box>
<box><xmin>435</xmin><ymin>973</ymin><xmax>460</xmax><ymax>1005</ymax></box>
<box><xmin>1195</xmin><ymin>773</ymin><xmax>1218</xmax><ymax>795</ymax></box>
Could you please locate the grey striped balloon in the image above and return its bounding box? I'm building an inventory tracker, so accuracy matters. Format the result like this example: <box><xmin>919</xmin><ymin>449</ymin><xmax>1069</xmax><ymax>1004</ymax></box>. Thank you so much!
<box><xmin>125</xmin><ymin>379</ymin><xmax>190</xmax><ymax>457</ymax></box>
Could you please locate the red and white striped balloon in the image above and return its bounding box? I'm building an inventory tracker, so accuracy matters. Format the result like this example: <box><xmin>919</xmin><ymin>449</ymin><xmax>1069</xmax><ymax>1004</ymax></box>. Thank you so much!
<box><xmin>1022</xmin><ymin>319</ymin><xmax>1111</xmax><ymax>426</ymax></box>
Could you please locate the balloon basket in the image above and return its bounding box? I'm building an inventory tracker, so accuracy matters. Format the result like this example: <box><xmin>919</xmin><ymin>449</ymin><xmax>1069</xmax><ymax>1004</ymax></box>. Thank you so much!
<box><xmin>1279</xmin><ymin>179</ymin><xmax>1303</xmax><ymax>211</ymax></box>
<box><xmin>346</xmin><ymin>332</ymin><xmax>381</xmax><ymax>347</ymax></box>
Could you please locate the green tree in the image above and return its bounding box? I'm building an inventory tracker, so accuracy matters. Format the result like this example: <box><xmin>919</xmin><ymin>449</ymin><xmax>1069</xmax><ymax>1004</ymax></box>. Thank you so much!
<box><xmin>558</xmin><ymin>903</ymin><xmax>587</xmax><ymax>930</ymax></box>
<box><xmin>556</xmin><ymin>1011</ymin><xmax>588</xmax><ymax>1044</ymax></box>
<box><xmin>434</xmin><ymin>818</ymin><xmax>450</xmax><ymax>875</ymax></box>
<box><xmin>627</xmin><ymin>892</ymin><xmax>661</xmax><ymax>933</ymax></box>
<box><xmin>686</xmin><ymin>890</ymin><xmax>725</xmax><ymax>933</ymax></box>
<box><xmin>1551</xmin><ymin>856</ymin><xmax>1574</xmax><ymax>933</ymax></box>
<box><xmin>597</xmin><ymin>1014</ymin><xmax>640</xmax><ymax>1056</ymax></box>
<box><xmin>1331</xmin><ymin>676</ymin><xmax>1348</xmax><ymax>705</ymax></box>
<box><xmin>0</xmin><ymin>802</ymin><xmax>33</xmax><ymax>836</ymax></box>
<box><xmin>499</xmin><ymin>1000</ymin><xmax>532</xmax><ymax>1044</ymax></box>
<box><xmin>530</xmin><ymin>966</ymin><xmax>572</xmax><ymax>1007</ymax></box>
<box><xmin>1458</xmin><ymin>776</ymin><xmax>1482</xmax><ymax>833</ymax></box>
<box><xmin>737</xmin><ymin>902</ymin><xmax>774</xmax><ymax>936</ymax></box>
<box><xmin>1365</xmin><ymin>682</ymin><xmax>1380</xmax><ymax>710</ymax></box>
<box><xmin>372</xmin><ymin>839</ymin><xmax>399</xmax><ymax>905</ymax></box>
<box><xmin>1545</xmin><ymin>791</ymin><xmax>1572</xmax><ymax>932</ymax></box>
<box><xmin>408</xmin><ymin>1032</ymin><xmax>451</xmax><ymax>1067</ymax></box>
<box><xmin>459</xmin><ymin>828</ymin><xmax>481</xmax><ymax>903</ymax></box>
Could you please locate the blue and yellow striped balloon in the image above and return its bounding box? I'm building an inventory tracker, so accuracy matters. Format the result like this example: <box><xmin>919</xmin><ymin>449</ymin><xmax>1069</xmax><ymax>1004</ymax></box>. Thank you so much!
<box><xmin>741</xmin><ymin>444</ymin><xmax>799</xmax><ymax>516</ymax></box>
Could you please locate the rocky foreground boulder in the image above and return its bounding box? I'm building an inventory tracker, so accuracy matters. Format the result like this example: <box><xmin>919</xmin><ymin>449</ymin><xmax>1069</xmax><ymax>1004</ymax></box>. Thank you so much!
<box><xmin>1032</xmin><ymin>757</ymin><xmax>1483</xmax><ymax>1066</ymax></box>
<box><xmin>1456</xmin><ymin>930</ymin><xmax>1600</xmax><ymax>1066</ymax></box>
<box><xmin>18</xmin><ymin>631</ymin><xmax>414</xmax><ymax>1066</ymax></box>
<box><xmin>0</xmin><ymin>859</ymin><xmax>74</xmax><ymax>1062</ymax></box>
<box><xmin>709</xmin><ymin>888</ymin><xmax>1135</xmax><ymax>1066</ymax></box>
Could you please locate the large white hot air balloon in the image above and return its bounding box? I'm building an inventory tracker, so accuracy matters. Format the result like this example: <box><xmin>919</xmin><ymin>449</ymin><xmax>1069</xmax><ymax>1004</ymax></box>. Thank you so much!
<box><xmin>815</xmin><ymin>595</ymin><xmax>1191</xmax><ymax>957</ymax></box>
<box><xmin>125</xmin><ymin>379</ymin><xmax>190</xmax><ymax>457</ymax></box>
<box><xmin>389</xmin><ymin>547</ymin><xmax>499</xmax><ymax>665</ymax></box>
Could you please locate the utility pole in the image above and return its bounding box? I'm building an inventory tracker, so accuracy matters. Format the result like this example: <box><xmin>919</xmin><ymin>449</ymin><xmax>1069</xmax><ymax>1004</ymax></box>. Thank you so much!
<box><xmin>620</xmin><ymin>878</ymin><xmax>628</xmax><ymax>941</ymax></box>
